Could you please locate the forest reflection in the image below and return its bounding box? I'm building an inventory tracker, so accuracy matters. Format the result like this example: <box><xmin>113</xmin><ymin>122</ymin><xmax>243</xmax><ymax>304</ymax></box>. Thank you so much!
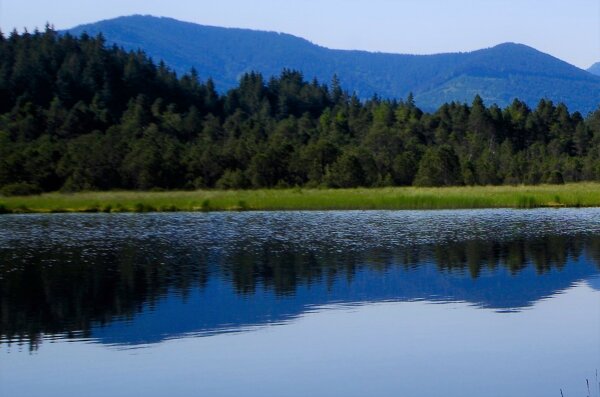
<box><xmin>1</xmin><ymin>232</ymin><xmax>600</xmax><ymax>350</ymax></box>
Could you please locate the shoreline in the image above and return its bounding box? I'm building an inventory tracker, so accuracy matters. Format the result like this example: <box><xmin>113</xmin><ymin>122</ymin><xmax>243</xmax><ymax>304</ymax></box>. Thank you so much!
<box><xmin>2</xmin><ymin>183</ymin><xmax>600</xmax><ymax>214</ymax></box>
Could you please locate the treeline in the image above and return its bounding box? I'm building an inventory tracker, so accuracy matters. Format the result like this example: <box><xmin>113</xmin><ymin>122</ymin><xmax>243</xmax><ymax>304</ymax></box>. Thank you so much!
<box><xmin>1</xmin><ymin>28</ymin><xmax>600</xmax><ymax>193</ymax></box>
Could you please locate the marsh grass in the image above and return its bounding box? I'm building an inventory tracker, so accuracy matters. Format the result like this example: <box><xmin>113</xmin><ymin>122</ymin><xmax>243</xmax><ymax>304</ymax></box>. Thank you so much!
<box><xmin>2</xmin><ymin>183</ymin><xmax>600</xmax><ymax>214</ymax></box>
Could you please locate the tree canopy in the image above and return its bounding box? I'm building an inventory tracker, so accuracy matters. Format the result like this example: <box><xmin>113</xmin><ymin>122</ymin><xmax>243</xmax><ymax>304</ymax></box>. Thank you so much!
<box><xmin>1</xmin><ymin>28</ymin><xmax>600</xmax><ymax>193</ymax></box>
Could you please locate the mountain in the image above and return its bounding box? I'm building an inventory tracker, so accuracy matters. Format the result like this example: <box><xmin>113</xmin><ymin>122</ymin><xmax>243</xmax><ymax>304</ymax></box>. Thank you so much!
<box><xmin>67</xmin><ymin>15</ymin><xmax>600</xmax><ymax>113</ymax></box>
<box><xmin>589</xmin><ymin>62</ymin><xmax>600</xmax><ymax>76</ymax></box>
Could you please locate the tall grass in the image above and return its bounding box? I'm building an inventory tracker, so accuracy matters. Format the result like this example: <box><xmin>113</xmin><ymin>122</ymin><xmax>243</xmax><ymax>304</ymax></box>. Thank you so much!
<box><xmin>1</xmin><ymin>183</ymin><xmax>600</xmax><ymax>214</ymax></box>
<box><xmin>561</xmin><ymin>371</ymin><xmax>600</xmax><ymax>397</ymax></box>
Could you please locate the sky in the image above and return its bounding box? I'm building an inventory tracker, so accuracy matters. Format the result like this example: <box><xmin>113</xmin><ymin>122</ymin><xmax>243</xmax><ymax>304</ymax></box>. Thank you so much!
<box><xmin>1</xmin><ymin>0</ymin><xmax>599</xmax><ymax>69</ymax></box>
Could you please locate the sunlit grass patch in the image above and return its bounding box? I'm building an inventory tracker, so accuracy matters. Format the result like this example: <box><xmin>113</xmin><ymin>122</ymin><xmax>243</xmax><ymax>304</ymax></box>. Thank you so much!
<box><xmin>2</xmin><ymin>183</ymin><xmax>600</xmax><ymax>213</ymax></box>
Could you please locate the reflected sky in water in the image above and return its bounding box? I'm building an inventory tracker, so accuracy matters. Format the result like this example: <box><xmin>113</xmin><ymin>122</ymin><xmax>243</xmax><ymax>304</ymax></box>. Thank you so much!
<box><xmin>1</xmin><ymin>209</ymin><xmax>600</xmax><ymax>397</ymax></box>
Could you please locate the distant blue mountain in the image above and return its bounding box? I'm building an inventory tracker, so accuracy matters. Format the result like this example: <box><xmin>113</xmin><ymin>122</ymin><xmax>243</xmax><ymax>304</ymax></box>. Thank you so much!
<box><xmin>66</xmin><ymin>15</ymin><xmax>600</xmax><ymax>113</ymax></box>
<box><xmin>589</xmin><ymin>62</ymin><xmax>600</xmax><ymax>76</ymax></box>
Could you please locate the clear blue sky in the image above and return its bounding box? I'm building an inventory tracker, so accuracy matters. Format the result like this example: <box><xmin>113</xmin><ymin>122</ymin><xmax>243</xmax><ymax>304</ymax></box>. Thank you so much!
<box><xmin>1</xmin><ymin>0</ymin><xmax>599</xmax><ymax>69</ymax></box>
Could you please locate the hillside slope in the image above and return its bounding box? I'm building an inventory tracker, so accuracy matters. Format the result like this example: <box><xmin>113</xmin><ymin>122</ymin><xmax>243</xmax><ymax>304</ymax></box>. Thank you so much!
<box><xmin>589</xmin><ymin>62</ymin><xmax>600</xmax><ymax>76</ymax></box>
<box><xmin>67</xmin><ymin>15</ymin><xmax>600</xmax><ymax>113</ymax></box>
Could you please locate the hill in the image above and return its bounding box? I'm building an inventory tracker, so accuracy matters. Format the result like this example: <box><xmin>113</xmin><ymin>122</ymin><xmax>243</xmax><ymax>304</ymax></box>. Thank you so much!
<box><xmin>67</xmin><ymin>15</ymin><xmax>600</xmax><ymax>113</ymax></box>
<box><xmin>589</xmin><ymin>62</ymin><xmax>600</xmax><ymax>76</ymax></box>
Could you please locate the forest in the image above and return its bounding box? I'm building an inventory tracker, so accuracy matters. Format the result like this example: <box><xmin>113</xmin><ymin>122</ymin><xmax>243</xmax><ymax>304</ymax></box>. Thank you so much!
<box><xmin>1</xmin><ymin>27</ymin><xmax>600</xmax><ymax>195</ymax></box>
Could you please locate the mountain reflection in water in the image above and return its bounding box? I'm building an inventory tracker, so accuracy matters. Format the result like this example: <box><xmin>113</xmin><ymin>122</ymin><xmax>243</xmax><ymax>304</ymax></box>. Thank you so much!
<box><xmin>1</xmin><ymin>209</ymin><xmax>600</xmax><ymax>350</ymax></box>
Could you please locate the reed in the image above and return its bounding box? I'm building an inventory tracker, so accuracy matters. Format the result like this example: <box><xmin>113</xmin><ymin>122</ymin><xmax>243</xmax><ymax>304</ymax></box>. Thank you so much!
<box><xmin>2</xmin><ymin>183</ymin><xmax>600</xmax><ymax>214</ymax></box>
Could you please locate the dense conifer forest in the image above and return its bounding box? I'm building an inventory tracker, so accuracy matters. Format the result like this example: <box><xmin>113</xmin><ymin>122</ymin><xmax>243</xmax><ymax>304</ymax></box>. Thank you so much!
<box><xmin>1</xmin><ymin>28</ymin><xmax>600</xmax><ymax>194</ymax></box>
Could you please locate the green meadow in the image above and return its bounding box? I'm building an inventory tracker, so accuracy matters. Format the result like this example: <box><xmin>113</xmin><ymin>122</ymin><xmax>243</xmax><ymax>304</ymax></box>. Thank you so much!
<box><xmin>1</xmin><ymin>183</ymin><xmax>600</xmax><ymax>214</ymax></box>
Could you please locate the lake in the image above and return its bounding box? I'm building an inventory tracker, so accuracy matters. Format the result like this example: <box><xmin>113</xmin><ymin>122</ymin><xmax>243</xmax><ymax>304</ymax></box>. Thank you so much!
<box><xmin>1</xmin><ymin>209</ymin><xmax>599</xmax><ymax>397</ymax></box>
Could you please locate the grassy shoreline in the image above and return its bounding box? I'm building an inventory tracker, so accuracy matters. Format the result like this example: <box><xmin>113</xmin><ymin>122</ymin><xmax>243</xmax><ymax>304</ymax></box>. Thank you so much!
<box><xmin>2</xmin><ymin>183</ymin><xmax>600</xmax><ymax>214</ymax></box>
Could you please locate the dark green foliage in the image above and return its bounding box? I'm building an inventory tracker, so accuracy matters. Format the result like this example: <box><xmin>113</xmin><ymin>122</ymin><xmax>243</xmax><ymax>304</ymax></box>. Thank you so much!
<box><xmin>1</xmin><ymin>28</ymin><xmax>600</xmax><ymax>192</ymax></box>
<box><xmin>0</xmin><ymin>182</ymin><xmax>42</xmax><ymax>196</ymax></box>
<box><xmin>546</xmin><ymin>170</ymin><xmax>565</xmax><ymax>185</ymax></box>
<box><xmin>414</xmin><ymin>146</ymin><xmax>462</xmax><ymax>187</ymax></box>
<box><xmin>326</xmin><ymin>150</ymin><xmax>368</xmax><ymax>188</ymax></box>
<box><xmin>216</xmin><ymin>169</ymin><xmax>248</xmax><ymax>190</ymax></box>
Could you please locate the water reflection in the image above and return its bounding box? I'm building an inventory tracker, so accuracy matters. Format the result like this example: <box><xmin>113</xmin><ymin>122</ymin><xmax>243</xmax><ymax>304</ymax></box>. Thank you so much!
<box><xmin>1</xmin><ymin>210</ymin><xmax>600</xmax><ymax>350</ymax></box>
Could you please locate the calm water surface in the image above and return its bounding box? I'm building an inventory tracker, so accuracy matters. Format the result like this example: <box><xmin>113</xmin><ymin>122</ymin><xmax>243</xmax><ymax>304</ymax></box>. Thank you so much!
<box><xmin>1</xmin><ymin>209</ymin><xmax>599</xmax><ymax>397</ymax></box>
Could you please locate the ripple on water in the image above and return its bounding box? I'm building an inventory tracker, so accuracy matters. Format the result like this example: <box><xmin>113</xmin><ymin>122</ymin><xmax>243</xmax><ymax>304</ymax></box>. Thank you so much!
<box><xmin>1</xmin><ymin>209</ymin><xmax>600</xmax><ymax>259</ymax></box>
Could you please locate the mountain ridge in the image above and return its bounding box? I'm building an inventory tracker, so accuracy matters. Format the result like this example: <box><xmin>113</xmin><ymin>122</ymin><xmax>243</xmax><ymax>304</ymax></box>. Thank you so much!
<box><xmin>589</xmin><ymin>62</ymin><xmax>600</xmax><ymax>76</ymax></box>
<box><xmin>67</xmin><ymin>15</ymin><xmax>600</xmax><ymax>113</ymax></box>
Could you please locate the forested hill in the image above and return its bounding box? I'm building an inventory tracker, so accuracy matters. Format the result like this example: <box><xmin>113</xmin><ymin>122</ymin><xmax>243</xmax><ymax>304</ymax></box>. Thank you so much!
<box><xmin>1</xmin><ymin>28</ymin><xmax>600</xmax><ymax>195</ymax></box>
<box><xmin>66</xmin><ymin>15</ymin><xmax>600</xmax><ymax>114</ymax></box>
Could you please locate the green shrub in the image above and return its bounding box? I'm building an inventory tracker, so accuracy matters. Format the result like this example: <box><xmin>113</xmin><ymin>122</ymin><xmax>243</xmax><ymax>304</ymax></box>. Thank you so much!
<box><xmin>216</xmin><ymin>169</ymin><xmax>248</xmax><ymax>189</ymax></box>
<box><xmin>546</xmin><ymin>170</ymin><xmax>565</xmax><ymax>185</ymax></box>
<box><xmin>0</xmin><ymin>183</ymin><xmax>42</xmax><ymax>196</ymax></box>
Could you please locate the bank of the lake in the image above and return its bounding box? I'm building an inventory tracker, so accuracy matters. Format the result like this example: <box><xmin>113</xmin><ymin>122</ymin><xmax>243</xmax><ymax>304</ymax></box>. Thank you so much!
<box><xmin>2</xmin><ymin>183</ymin><xmax>600</xmax><ymax>213</ymax></box>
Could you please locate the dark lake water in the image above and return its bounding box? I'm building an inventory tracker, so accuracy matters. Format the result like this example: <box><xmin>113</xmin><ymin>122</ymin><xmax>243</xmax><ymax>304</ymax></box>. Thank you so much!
<box><xmin>1</xmin><ymin>209</ymin><xmax>599</xmax><ymax>397</ymax></box>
